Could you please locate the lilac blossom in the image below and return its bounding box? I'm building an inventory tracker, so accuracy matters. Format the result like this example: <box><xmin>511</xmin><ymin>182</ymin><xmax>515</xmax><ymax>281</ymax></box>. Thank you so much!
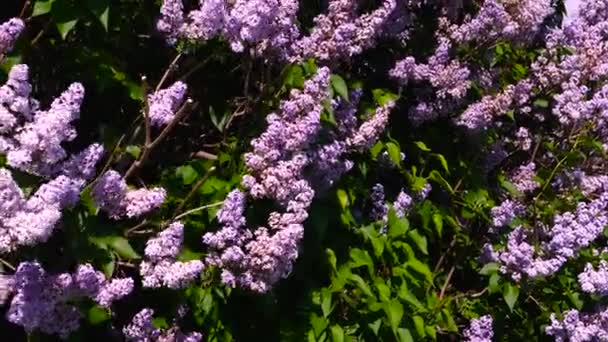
<box><xmin>7</xmin><ymin>262</ymin><xmax>132</xmax><ymax>338</ymax></box>
<box><xmin>289</xmin><ymin>0</ymin><xmax>397</xmax><ymax>63</ymax></box>
<box><xmin>124</xmin><ymin>308</ymin><xmax>202</xmax><ymax>342</ymax></box>
<box><xmin>141</xmin><ymin>222</ymin><xmax>204</xmax><ymax>289</ymax></box>
<box><xmin>490</xmin><ymin>200</ymin><xmax>524</xmax><ymax>228</ymax></box>
<box><xmin>147</xmin><ymin>81</ymin><xmax>188</xmax><ymax>127</ymax></box>
<box><xmin>578</xmin><ymin>261</ymin><xmax>608</xmax><ymax>296</ymax></box>
<box><xmin>510</xmin><ymin>162</ymin><xmax>540</xmax><ymax>193</ymax></box>
<box><xmin>8</xmin><ymin>83</ymin><xmax>85</xmax><ymax>175</ymax></box>
<box><xmin>0</xmin><ymin>18</ymin><xmax>24</xmax><ymax>55</ymax></box>
<box><xmin>393</xmin><ymin>190</ymin><xmax>413</xmax><ymax>217</ymax></box>
<box><xmin>463</xmin><ymin>315</ymin><xmax>494</xmax><ymax>342</ymax></box>
<box><xmin>92</xmin><ymin>170</ymin><xmax>166</xmax><ymax>219</ymax></box>
<box><xmin>546</xmin><ymin>308</ymin><xmax>608</xmax><ymax>341</ymax></box>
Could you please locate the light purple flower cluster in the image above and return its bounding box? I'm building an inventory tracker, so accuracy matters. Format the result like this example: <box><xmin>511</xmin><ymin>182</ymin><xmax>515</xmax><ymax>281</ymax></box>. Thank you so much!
<box><xmin>0</xmin><ymin>156</ymin><xmax>107</xmax><ymax>253</ymax></box>
<box><xmin>158</xmin><ymin>0</ymin><xmax>398</xmax><ymax>62</ymax></box>
<box><xmin>7</xmin><ymin>262</ymin><xmax>133</xmax><ymax>338</ymax></box>
<box><xmin>92</xmin><ymin>170</ymin><xmax>166</xmax><ymax>219</ymax></box>
<box><xmin>490</xmin><ymin>199</ymin><xmax>524</xmax><ymax>228</ymax></box>
<box><xmin>509</xmin><ymin>162</ymin><xmax>540</xmax><ymax>194</ymax></box>
<box><xmin>462</xmin><ymin>315</ymin><xmax>493</xmax><ymax>342</ymax></box>
<box><xmin>546</xmin><ymin>308</ymin><xmax>608</xmax><ymax>342</ymax></box>
<box><xmin>578</xmin><ymin>261</ymin><xmax>608</xmax><ymax>296</ymax></box>
<box><xmin>204</xmin><ymin>68</ymin><xmax>395</xmax><ymax>292</ymax></box>
<box><xmin>123</xmin><ymin>308</ymin><xmax>202</xmax><ymax>341</ymax></box>
<box><xmin>0</xmin><ymin>64</ymin><xmax>103</xmax><ymax>178</ymax></box>
<box><xmin>157</xmin><ymin>0</ymin><xmax>299</xmax><ymax>57</ymax></box>
<box><xmin>148</xmin><ymin>81</ymin><xmax>188</xmax><ymax>127</ymax></box>
<box><xmin>447</xmin><ymin>0</ymin><xmax>553</xmax><ymax>44</ymax></box>
<box><xmin>140</xmin><ymin>222</ymin><xmax>204</xmax><ymax>289</ymax></box>
<box><xmin>0</xmin><ymin>18</ymin><xmax>24</xmax><ymax>55</ymax></box>
<box><xmin>490</xmin><ymin>191</ymin><xmax>608</xmax><ymax>281</ymax></box>
<box><xmin>289</xmin><ymin>0</ymin><xmax>397</xmax><ymax>63</ymax></box>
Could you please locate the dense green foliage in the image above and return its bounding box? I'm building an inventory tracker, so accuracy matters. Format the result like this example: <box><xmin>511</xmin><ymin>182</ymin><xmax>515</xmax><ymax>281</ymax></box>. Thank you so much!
<box><xmin>4</xmin><ymin>0</ymin><xmax>601</xmax><ymax>341</ymax></box>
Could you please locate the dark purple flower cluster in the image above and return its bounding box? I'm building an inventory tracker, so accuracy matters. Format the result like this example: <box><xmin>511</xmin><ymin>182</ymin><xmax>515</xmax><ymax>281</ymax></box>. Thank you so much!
<box><xmin>546</xmin><ymin>308</ymin><xmax>608</xmax><ymax>342</ymax></box>
<box><xmin>7</xmin><ymin>262</ymin><xmax>133</xmax><ymax>338</ymax></box>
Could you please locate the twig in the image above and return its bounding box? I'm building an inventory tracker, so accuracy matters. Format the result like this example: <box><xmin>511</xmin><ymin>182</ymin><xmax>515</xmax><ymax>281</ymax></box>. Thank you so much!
<box><xmin>19</xmin><ymin>0</ymin><xmax>31</xmax><ymax>18</ymax></box>
<box><xmin>179</xmin><ymin>56</ymin><xmax>213</xmax><ymax>82</ymax></box>
<box><xmin>439</xmin><ymin>265</ymin><xmax>456</xmax><ymax>300</ymax></box>
<box><xmin>124</xmin><ymin>219</ymin><xmax>149</xmax><ymax>237</ymax></box>
<box><xmin>191</xmin><ymin>150</ymin><xmax>218</xmax><ymax>160</ymax></box>
<box><xmin>0</xmin><ymin>258</ymin><xmax>15</xmax><ymax>272</ymax></box>
<box><xmin>30</xmin><ymin>21</ymin><xmax>51</xmax><ymax>46</ymax></box>
<box><xmin>173</xmin><ymin>201</ymin><xmax>224</xmax><ymax>221</ymax></box>
<box><xmin>433</xmin><ymin>237</ymin><xmax>456</xmax><ymax>274</ymax></box>
<box><xmin>155</xmin><ymin>53</ymin><xmax>182</xmax><ymax>92</ymax></box>
<box><xmin>172</xmin><ymin>166</ymin><xmax>217</xmax><ymax>217</ymax></box>
<box><xmin>123</xmin><ymin>98</ymin><xmax>195</xmax><ymax>180</ymax></box>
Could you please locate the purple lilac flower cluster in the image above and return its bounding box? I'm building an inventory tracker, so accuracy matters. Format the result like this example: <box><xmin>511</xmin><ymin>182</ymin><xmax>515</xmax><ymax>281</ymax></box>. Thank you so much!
<box><xmin>157</xmin><ymin>0</ymin><xmax>397</xmax><ymax>63</ymax></box>
<box><xmin>7</xmin><ymin>262</ymin><xmax>133</xmax><ymax>338</ymax></box>
<box><xmin>546</xmin><ymin>308</ymin><xmax>608</xmax><ymax>341</ymax></box>
<box><xmin>289</xmin><ymin>0</ymin><xmax>397</xmax><ymax>64</ymax></box>
<box><xmin>0</xmin><ymin>18</ymin><xmax>24</xmax><ymax>55</ymax></box>
<box><xmin>92</xmin><ymin>170</ymin><xmax>166</xmax><ymax>219</ymax></box>
<box><xmin>578</xmin><ymin>261</ymin><xmax>608</xmax><ymax>296</ymax></box>
<box><xmin>148</xmin><ymin>81</ymin><xmax>188</xmax><ymax>127</ymax></box>
<box><xmin>140</xmin><ymin>222</ymin><xmax>204</xmax><ymax>289</ymax></box>
<box><xmin>157</xmin><ymin>0</ymin><xmax>299</xmax><ymax>57</ymax></box>
<box><xmin>462</xmin><ymin>315</ymin><xmax>493</xmax><ymax>342</ymax></box>
<box><xmin>124</xmin><ymin>308</ymin><xmax>202</xmax><ymax>341</ymax></box>
<box><xmin>489</xmin><ymin>190</ymin><xmax>608</xmax><ymax>281</ymax></box>
<box><xmin>204</xmin><ymin>68</ymin><xmax>395</xmax><ymax>292</ymax></box>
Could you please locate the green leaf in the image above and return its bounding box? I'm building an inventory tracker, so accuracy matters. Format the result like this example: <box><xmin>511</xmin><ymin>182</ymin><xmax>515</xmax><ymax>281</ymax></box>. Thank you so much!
<box><xmin>429</xmin><ymin>170</ymin><xmax>454</xmax><ymax>194</ymax></box>
<box><xmin>125</xmin><ymin>145</ymin><xmax>141</xmax><ymax>159</ymax></box>
<box><xmin>101</xmin><ymin>253</ymin><xmax>115</xmax><ymax>278</ymax></box>
<box><xmin>567</xmin><ymin>292</ymin><xmax>584</xmax><ymax>310</ymax></box>
<box><xmin>441</xmin><ymin>309</ymin><xmax>458</xmax><ymax>332</ymax></box>
<box><xmin>368</xmin><ymin>319</ymin><xmax>382</xmax><ymax>336</ymax></box>
<box><xmin>32</xmin><ymin>0</ymin><xmax>55</xmax><ymax>16</ymax></box>
<box><xmin>384</xmin><ymin>300</ymin><xmax>404</xmax><ymax>334</ymax></box>
<box><xmin>425</xmin><ymin>326</ymin><xmax>437</xmax><ymax>340</ymax></box>
<box><xmin>176</xmin><ymin>165</ymin><xmax>199</xmax><ymax>185</ymax></box>
<box><xmin>330</xmin><ymin>75</ymin><xmax>349</xmax><ymax>101</ymax></box>
<box><xmin>398</xmin><ymin>284</ymin><xmax>425</xmax><ymax>310</ymax></box>
<box><xmin>407</xmin><ymin>230</ymin><xmax>428</xmax><ymax>255</ymax></box>
<box><xmin>336</xmin><ymin>189</ymin><xmax>349</xmax><ymax>209</ymax></box>
<box><xmin>432</xmin><ymin>213</ymin><xmax>443</xmax><ymax>237</ymax></box>
<box><xmin>488</xmin><ymin>273</ymin><xmax>501</xmax><ymax>294</ymax></box>
<box><xmin>372</xmin><ymin>88</ymin><xmax>399</xmax><ymax>106</ymax></box>
<box><xmin>406</xmin><ymin>259</ymin><xmax>433</xmax><ymax>284</ymax></box>
<box><xmin>388</xmin><ymin>208</ymin><xmax>409</xmax><ymax>238</ymax></box>
<box><xmin>152</xmin><ymin>317</ymin><xmax>169</xmax><ymax>329</ymax></box>
<box><xmin>386</xmin><ymin>142</ymin><xmax>402</xmax><ymax>167</ymax></box>
<box><xmin>53</xmin><ymin>0</ymin><xmax>81</xmax><ymax>40</ymax></box>
<box><xmin>87</xmin><ymin>306</ymin><xmax>110</xmax><ymax>325</ymax></box>
<box><xmin>414</xmin><ymin>141</ymin><xmax>431</xmax><ymax>152</ymax></box>
<box><xmin>321</xmin><ymin>288</ymin><xmax>333</xmax><ymax>317</ymax></box>
<box><xmin>503</xmin><ymin>282</ymin><xmax>520</xmax><ymax>311</ymax></box>
<box><xmin>94</xmin><ymin>236</ymin><xmax>140</xmax><ymax>259</ymax></box>
<box><xmin>412</xmin><ymin>316</ymin><xmax>426</xmax><ymax>338</ymax></box>
<box><xmin>397</xmin><ymin>328</ymin><xmax>414</xmax><ymax>342</ymax></box>
<box><xmin>534</xmin><ymin>99</ymin><xmax>549</xmax><ymax>108</ymax></box>
<box><xmin>56</xmin><ymin>18</ymin><xmax>79</xmax><ymax>39</ymax></box>
<box><xmin>85</xmin><ymin>0</ymin><xmax>110</xmax><ymax>30</ymax></box>
<box><xmin>479</xmin><ymin>262</ymin><xmax>500</xmax><ymax>275</ymax></box>
<box><xmin>432</xmin><ymin>154</ymin><xmax>449</xmax><ymax>174</ymax></box>
<box><xmin>349</xmin><ymin>248</ymin><xmax>373</xmax><ymax>269</ymax></box>
<box><xmin>348</xmin><ymin>274</ymin><xmax>374</xmax><ymax>298</ymax></box>
<box><xmin>330</xmin><ymin>325</ymin><xmax>344</xmax><ymax>342</ymax></box>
